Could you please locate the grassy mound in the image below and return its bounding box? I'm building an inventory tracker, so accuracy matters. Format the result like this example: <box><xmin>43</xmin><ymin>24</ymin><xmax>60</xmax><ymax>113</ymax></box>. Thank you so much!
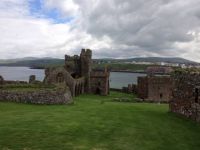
<box><xmin>0</xmin><ymin>91</ymin><xmax>200</xmax><ymax>150</ymax></box>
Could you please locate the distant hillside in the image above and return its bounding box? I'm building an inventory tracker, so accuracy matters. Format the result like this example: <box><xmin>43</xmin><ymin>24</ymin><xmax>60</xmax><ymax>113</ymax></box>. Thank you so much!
<box><xmin>0</xmin><ymin>57</ymin><xmax>40</xmax><ymax>64</ymax></box>
<box><xmin>0</xmin><ymin>56</ymin><xmax>198</xmax><ymax>69</ymax></box>
<box><xmin>0</xmin><ymin>58</ymin><xmax>64</xmax><ymax>68</ymax></box>
<box><xmin>94</xmin><ymin>57</ymin><xmax>198</xmax><ymax>64</ymax></box>
<box><xmin>126</xmin><ymin>57</ymin><xmax>197</xmax><ymax>64</ymax></box>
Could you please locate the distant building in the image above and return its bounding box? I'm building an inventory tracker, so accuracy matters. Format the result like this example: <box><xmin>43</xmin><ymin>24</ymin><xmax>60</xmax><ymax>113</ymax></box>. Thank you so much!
<box><xmin>160</xmin><ymin>62</ymin><xmax>179</xmax><ymax>67</ymax></box>
<box><xmin>146</xmin><ymin>66</ymin><xmax>173</xmax><ymax>75</ymax></box>
<box><xmin>180</xmin><ymin>64</ymin><xmax>187</xmax><ymax>68</ymax></box>
<box><xmin>131</xmin><ymin>61</ymin><xmax>154</xmax><ymax>65</ymax></box>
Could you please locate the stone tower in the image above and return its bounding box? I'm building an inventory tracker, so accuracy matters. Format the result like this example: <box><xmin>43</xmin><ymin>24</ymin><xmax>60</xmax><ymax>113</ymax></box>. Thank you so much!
<box><xmin>65</xmin><ymin>55</ymin><xmax>74</xmax><ymax>73</ymax></box>
<box><xmin>65</xmin><ymin>54</ymin><xmax>81</xmax><ymax>76</ymax></box>
<box><xmin>80</xmin><ymin>49</ymin><xmax>92</xmax><ymax>93</ymax></box>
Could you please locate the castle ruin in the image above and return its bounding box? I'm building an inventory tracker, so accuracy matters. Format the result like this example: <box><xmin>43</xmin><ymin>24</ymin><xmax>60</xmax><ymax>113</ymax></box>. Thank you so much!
<box><xmin>44</xmin><ymin>49</ymin><xmax>110</xmax><ymax>96</ymax></box>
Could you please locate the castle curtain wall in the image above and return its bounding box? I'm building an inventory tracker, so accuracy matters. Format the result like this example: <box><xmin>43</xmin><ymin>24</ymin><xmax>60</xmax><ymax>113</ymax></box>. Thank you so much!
<box><xmin>170</xmin><ymin>72</ymin><xmax>200</xmax><ymax>122</ymax></box>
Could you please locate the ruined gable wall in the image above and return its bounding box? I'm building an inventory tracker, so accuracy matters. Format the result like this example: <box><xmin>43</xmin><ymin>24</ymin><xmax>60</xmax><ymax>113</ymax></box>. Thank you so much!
<box><xmin>44</xmin><ymin>67</ymin><xmax>76</xmax><ymax>96</ymax></box>
<box><xmin>90</xmin><ymin>71</ymin><xmax>110</xmax><ymax>95</ymax></box>
<box><xmin>148</xmin><ymin>76</ymin><xmax>172</xmax><ymax>102</ymax></box>
<box><xmin>65</xmin><ymin>55</ymin><xmax>81</xmax><ymax>75</ymax></box>
<box><xmin>44</xmin><ymin>66</ymin><xmax>86</xmax><ymax>97</ymax></box>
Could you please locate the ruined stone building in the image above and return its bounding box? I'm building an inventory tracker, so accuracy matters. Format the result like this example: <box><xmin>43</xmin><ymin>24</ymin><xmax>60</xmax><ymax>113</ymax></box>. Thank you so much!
<box><xmin>90</xmin><ymin>68</ymin><xmax>110</xmax><ymax>95</ymax></box>
<box><xmin>170</xmin><ymin>70</ymin><xmax>200</xmax><ymax>123</ymax></box>
<box><xmin>137</xmin><ymin>76</ymin><xmax>173</xmax><ymax>103</ymax></box>
<box><xmin>44</xmin><ymin>49</ymin><xmax>110</xmax><ymax>96</ymax></box>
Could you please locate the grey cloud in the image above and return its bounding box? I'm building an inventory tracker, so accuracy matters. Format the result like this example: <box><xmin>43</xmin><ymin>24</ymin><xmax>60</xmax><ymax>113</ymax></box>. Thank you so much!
<box><xmin>75</xmin><ymin>0</ymin><xmax>200</xmax><ymax>55</ymax></box>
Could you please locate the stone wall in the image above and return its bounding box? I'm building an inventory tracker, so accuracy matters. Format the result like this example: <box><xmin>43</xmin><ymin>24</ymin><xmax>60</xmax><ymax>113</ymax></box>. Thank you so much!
<box><xmin>122</xmin><ymin>84</ymin><xmax>137</xmax><ymax>94</ymax></box>
<box><xmin>80</xmin><ymin>49</ymin><xmax>92</xmax><ymax>93</ymax></box>
<box><xmin>90</xmin><ymin>70</ymin><xmax>110</xmax><ymax>95</ymax></box>
<box><xmin>148</xmin><ymin>76</ymin><xmax>172</xmax><ymax>102</ymax></box>
<box><xmin>64</xmin><ymin>49</ymin><xmax>92</xmax><ymax>93</ymax></box>
<box><xmin>170</xmin><ymin>71</ymin><xmax>200</xmax><ymax>123</ymax></box>
<box><xmin>137</xmin><ymin>77</ymin><xmax>148</xmax><ymax>99</ymax></box>
<box><xmin>0</xmin><ymin>88</ymin><xmax>72</xmax><ymax>105</ymax></box>
<box><xmin>137</xmin><ymin>76</ymin><xmax>172</xmax><ymax>103</ymax></box>
<box><xmin>44</xmin><ymin>67</ymin><xmax>85</xmax><ymax>97</ymax></box>
<box><xmin>0</xmin><ymin>75</ymin><xmax>28</xmax><ymax>85</ymax></box>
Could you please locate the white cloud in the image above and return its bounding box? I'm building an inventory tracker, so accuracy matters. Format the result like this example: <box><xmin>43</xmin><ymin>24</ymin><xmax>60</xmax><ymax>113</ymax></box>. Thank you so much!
<box><xmin>43</xmin><ymin>0</ymin><xmax>80</xmax><ymax>17</ymax></box>
<box><xmin>0</xmin><ymin>0</ymin><xmax>29</xmax><ymax>18</ymax></box>
<box><xmin>0</xmin><ymin>0</ymin><xmax>111</xmax><ymax>59</ymax></box>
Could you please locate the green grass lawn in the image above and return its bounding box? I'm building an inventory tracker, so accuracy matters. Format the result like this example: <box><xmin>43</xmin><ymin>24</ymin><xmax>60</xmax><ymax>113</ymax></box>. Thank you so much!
<box><xmin>0</xmin><ymin>84</ymin><xmax>56</xmax><ymax>92</ymax></box>
<box><xmin>0</xmin><ymin>92</ymin><xmax>200</xmax><ymax>150</ymax></box>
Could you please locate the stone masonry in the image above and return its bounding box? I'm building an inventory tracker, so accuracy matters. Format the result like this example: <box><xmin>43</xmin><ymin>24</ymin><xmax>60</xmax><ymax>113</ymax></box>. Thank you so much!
<box><xmin>138</xmin><ymin>76</ymin><xmax>172</xmax><ymax>103</ymax></box>
<box><xmin>0</xmin><ymin>88</ymin><xmax>72</xmax><ymax>105</ymax></box>
<box><xmin>169</xmin><ymin>70</ymin><xmax>200</xmax><ymax>123</ymax></box>
<box><xmin>90</xmin><ymin>68</ymin><xmax>110</xmax><ymax>95</ymax></box>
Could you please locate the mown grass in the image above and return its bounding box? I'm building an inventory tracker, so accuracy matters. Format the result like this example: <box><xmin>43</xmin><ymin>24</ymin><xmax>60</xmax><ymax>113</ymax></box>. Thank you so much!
<box><xmin>0</xmin><ymin>91</ymin><xmax>200</xmax><ymax>150</ymax></box>
<box><xmin>0</xmin><ymin>84</ymin><xmax>56</xmax><ymax>92</ymax></box>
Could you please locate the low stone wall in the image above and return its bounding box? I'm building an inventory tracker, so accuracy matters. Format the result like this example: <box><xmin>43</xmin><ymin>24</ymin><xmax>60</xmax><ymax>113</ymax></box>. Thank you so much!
<box><xmin>122</xmin><ymin>84</ymin><xmax>137</xmax><ymax>94</ymax></box>
<box><xmin>0</xmin><ymin>89</ymin><xmax>72</xmax><ymax>105</ymax></box>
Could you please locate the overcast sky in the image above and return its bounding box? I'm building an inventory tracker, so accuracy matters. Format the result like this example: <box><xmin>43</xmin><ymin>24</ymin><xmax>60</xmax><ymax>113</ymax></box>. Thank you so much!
<box><xmin>0</xmin><ymin>0</ymin><xmax>200</xmax><ymax>61</ymax></box>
